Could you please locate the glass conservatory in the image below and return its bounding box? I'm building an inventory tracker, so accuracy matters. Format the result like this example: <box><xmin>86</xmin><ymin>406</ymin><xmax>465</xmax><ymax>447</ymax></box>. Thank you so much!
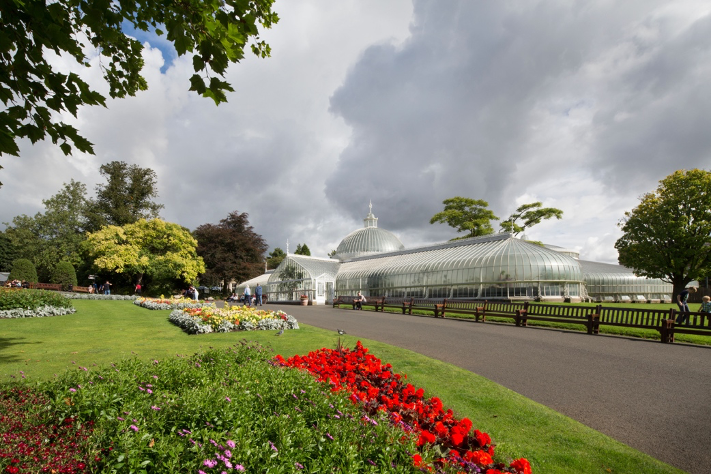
<box><xmin>335</xmin><ymin>233</ymin><xmax>584</xmax><ymax>301</ymax></box>
<box><xmin>580</xmin><ymin>260</ymin><xmax>673</xmax><ymax>303</ymax></box>
<box><xmin>264</xmin><ymin>255</ymin><xmax>341</xmax><ymax>305</ymax></box>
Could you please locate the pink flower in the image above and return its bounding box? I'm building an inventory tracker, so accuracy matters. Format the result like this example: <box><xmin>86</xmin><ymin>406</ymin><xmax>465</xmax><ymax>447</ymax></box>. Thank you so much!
<box><xmin>129</xmin><ymin>425</ymin><xmax>139</xmax><ymax>432</ymax></box>
<box><xmin>226</xmin><ymin>440</ymin><xmax>236</xmax><ymax>449</ymax></box>
<box><xmin>151</xmin><ymin>405</ymin><xmax>160</xmax><ymax>411</ymax></box>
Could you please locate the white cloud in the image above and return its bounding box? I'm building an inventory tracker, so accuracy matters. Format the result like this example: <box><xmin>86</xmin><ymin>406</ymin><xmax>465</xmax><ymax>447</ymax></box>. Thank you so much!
<box><xmin>1</xmin><ymin>0</ymin><xmax>708</xmax><ymax>267</ymax></box>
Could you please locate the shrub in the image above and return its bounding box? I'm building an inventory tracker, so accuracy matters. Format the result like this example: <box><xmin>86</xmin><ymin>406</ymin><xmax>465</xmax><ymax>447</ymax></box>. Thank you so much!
<box><xmin>8</xmin><ymin>258</ymin><xmax>38</xmax><ymax>283</ymax></box>
<box><xmin>51</xmin><ymin>261</ymin><xmax>78</xmax><ymax>290</ymax></box>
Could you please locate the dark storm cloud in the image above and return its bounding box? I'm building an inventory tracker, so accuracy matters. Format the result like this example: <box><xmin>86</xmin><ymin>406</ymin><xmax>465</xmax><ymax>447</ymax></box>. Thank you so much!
<box><xmin>325</xmin><ymin>0</ymin><xmax>710</xmax><ymax>240</ymax></box>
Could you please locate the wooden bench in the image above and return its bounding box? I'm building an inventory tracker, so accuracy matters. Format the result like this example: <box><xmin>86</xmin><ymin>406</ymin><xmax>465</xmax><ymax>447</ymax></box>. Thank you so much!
<box><xmin>332</xmin><ymin>295</ymin><xmax>385</xmax><ymax>311</ymax></box>
<box><xmin>29</xmin><ymin>282</ymin><xmax>62</xmax><ymax>291</ymax></box>
<box><xmin>516</xmin><ymin>302</ymin><xmax>600</xmax><ymax>334</ymax></box>
<box><xmin>660</xmin><ymin>311</ymin><xmax>710</xmax><ymax>343</ymax></box>
<box><xmin>73</xmin><ymin>286</ymin><xmax>92</xmax><ymax>293</ymax></box>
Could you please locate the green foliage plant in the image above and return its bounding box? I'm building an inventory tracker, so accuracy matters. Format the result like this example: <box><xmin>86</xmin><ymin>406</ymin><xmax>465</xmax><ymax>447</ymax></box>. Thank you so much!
<box><xmin>499</xmin><ymin>202</ymin><xmax>563</xmax><ymax>235</ymax></box>
<box><xmin>39</xmin><ymin>343</ymin><xmax>420</xmax><ymax>473</ymax></box>
<box><xmin>0</xmin><ymin>0</ymin><xmax>279</xmax><ymax>184</ymax></box>
<box><xmin>0</xmin><ymin>233</ymin><xmax>18</xmax><ymax>271</ymax></box>
<box><xmin>615</xmin><ymin>169</ymin><xmax>711</xmax><ymax>298</ymax></box>
<box><xmin>51</xmin><ymin>261</ymin><xmax>78</xmax><ymax>290</ymax></box>
<box><xmin>0</xmin><ymin>288</ymin><xmax>72</xmax><ymax>311</ymax></box>
<box><xmin>8</xmin><ymin>258</ymin><xmax>38</xmax><ymax>283</ymax></box>
<box><xmin>430</xmin><ymin>197</ymin><xmax>499</xmax><ymax>239</ymax></box>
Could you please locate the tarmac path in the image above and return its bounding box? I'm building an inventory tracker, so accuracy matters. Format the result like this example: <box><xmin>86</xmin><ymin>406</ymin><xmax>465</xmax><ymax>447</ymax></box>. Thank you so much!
<box><xmin>263</xmin><ymin>303</ymin><xmax>710</xmax><ymax>474</ymax></box>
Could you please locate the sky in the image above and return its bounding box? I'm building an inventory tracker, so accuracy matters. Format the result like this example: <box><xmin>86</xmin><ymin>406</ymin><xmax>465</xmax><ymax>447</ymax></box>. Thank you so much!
<box><xmin>2</xmin><ymin>0</ymin><xmax>710</xmax><ymax>264</ymax></box>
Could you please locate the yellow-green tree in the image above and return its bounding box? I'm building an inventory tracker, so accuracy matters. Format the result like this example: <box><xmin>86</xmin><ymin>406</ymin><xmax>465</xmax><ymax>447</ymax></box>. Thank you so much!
<box><xmin>430</xmin><ymin>197</ymin><xmax>499</xmax><ymax>240</ymax></box>
<box><xmin>84</xmin><ymin>219</ymin><xmax>205</xmax><ymax>287</ymax></box>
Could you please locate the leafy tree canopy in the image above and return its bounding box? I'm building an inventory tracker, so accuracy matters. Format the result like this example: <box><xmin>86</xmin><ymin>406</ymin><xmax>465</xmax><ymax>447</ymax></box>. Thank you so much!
<box><xmin>0</xmin><ymin>233</ymin><xmax>18</xmax><ymax>272</ymax></box>
<box><xmin>193</xmin><ymin>211</ymin><xmax>268</xmax><ymax>290</ymax></box>
<box><xmin>0</xmin><ymin>0</ymin><xmax>279</xmax><ymax>184</ymax></box>
<box><xmin>294</xmin><ymin>243</ymin><xmax>311</xmax><ymax>256</ymax></box>
<box><xmin>430</xmin><ymin>197</ymin><xmax>499</xmax><ymax>239</ymax></box>
<box><xmin>499</xmin><ymin>202</ymin><xmax>563</xmax><ymax>236</ymax></box>
<box><xmin>615</xmin><ymin>169</ymin><xmax>711</xmax><ymax>297</ymax></box>
<box><xmin>3</xmin><ymin>179</ymin><xmax>89</xmax><ymax>280</ymax></box>
<box><xmin>8</xmin><ymin>258</ymin><xmax>38</xmax><ymax>283</ymax></box>
<box><xmin>266</xmin><ymin>247</ymin><xmax>286</xmax><ymax>270</ymax></box>
<box><xmin>84</xmin><ymin>218</ymin><xmax>205</xmax><ymax>285</ymax></box>
<box><xmin>85</xmin><ymin>161</ymin><xmax>164</xmax><ymax>231</ymax></box>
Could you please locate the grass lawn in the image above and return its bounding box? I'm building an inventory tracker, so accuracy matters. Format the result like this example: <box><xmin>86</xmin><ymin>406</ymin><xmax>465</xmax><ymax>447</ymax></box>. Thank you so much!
<box><xmin>0</xmin><ymin>300</ymin><xmax>685</xmax><ymax>473</ymax></box>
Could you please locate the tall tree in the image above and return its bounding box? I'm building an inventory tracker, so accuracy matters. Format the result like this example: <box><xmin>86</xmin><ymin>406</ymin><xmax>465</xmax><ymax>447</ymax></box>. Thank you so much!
<box><xmin>0</xmin><ymin>233</ymin><xmax>18</xmax><ymax>272</ymax></box>
<box><xmin>615</xmin><ymin>169</ymin><xmax>711</xmax><ymax>298</ymax></box>
<box><xmin>499</xmin><ymin>202</ymin><xmax>563</xmax><ymax>236</ymax></box>
<box><xmin>3</xmin><ymin>180</ymin><xmax>89</xmax><ymax>280</ymax></box>
<box><xmin>294</xmin><ymin>243</ymin><xmax>311</xmax><ymax>256</ymax></box>
<box><xmin>0</xmin><ymin>0</ymin><xmax>278</xmax><ymax>185</ymax></box>
<box><xmin>194</xmin><ymin>212</ymin><xmax>268</xmax><ymax>291</ymax></box>
<box><xmin>84</xmin><ymin>218</ymin><xmax>205</xmax><ymax>290</ymax></box>
<box><xmin>266</xmin><ymin>248</ymin><xmax>286</xmax><ymax>270</ymax></box>
<box><xmin>85</xmin><ymin>161</ymin><xmax>164</xmax><ymax>231</ymax></box>
<box><xmin>430</xmin><ymin>197</ymin><xmax>499</xmax><ymax>240</ymax></box>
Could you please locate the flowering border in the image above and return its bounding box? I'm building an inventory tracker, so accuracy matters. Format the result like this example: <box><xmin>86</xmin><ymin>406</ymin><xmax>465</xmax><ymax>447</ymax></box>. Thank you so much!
<box><xmin>275</xmin><ymin>342</ymin><xmax>532</xmax><ymax>474</ymax></box>
<box><xmin>169</xmin><ymin>307</ymin><xmax>299</xmax><ymax>334</ymax></box>
<box><xmin>133</xmin><ymin>296</ymin><xmax>214</xmax><ymax>310</ymax></box>
<box><xmin>0</xmin><ymin>305</ymin><xmax>77</xmax><ymax>319</ymax></box>
<box><xmin>61</xmin><ymin>293</ymin><xmax>138</xmax><ymax>301</ymax></box>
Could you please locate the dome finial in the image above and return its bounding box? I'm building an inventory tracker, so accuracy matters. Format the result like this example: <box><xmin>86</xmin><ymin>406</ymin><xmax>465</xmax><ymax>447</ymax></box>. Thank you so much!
<box><xmin>364</xmin><ymin>201</ymin><xmax>378</xmax><ymax>228</ymax></box>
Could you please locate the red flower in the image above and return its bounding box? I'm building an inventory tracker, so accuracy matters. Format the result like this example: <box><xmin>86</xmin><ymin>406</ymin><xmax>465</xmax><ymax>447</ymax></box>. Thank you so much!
<box><xmin>464</xmin><ymin>449</ymin><xmax>493</xmax><ymax>465</ymax></box>
<box><xmin>510</xmin><ymin>458</ymin><xmax>532</xmax><ymax>474</ymax></box>
<box><xmin>413</xmin><ymin>454</ymin><xmax>423</xmax><ymax>467</ymax></box>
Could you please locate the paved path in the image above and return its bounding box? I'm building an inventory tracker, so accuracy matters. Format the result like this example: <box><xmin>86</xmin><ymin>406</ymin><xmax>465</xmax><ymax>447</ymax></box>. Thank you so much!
<box><xmin>265</xmin><ymin>303</ymin><xmax>709</xmax><ymax>474</ymax></box>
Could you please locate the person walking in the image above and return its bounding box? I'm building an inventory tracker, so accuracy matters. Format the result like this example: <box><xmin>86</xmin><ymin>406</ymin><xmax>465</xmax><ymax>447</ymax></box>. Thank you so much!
<box><xmin>244</xmin><ymin>285</ymin><xmax>251</xmax><ymax>307</ymax></box>
<box><xmin>103</xmin><ymin>281</ymin><xmax>112</xmax><ymax>295</ymax></box>
<box><xmin>135</xmin><ymin>282</ymin><xmax>142</xmax><ymax>295</ymax></box>
<box><xmin>675</xmin><ymin>287</ymin><xmax>696</xmax><ymax>325</ymax></box>
<box><xmin>255</xmin><ymin>284</ymin><xmax>263</xmax><ymax>306</ymax></box>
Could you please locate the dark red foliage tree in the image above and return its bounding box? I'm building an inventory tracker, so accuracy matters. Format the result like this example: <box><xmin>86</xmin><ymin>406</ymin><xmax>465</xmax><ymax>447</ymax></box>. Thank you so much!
<box><xmin>193</xmin><ymin>212</ymin><xmax>268</xmax><ymax>293</ymax></box>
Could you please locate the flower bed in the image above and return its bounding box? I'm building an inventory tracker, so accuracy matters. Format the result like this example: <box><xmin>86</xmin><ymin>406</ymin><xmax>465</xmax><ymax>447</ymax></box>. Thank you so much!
<box><xmin>169</xmin><ymin>306</ymin><xmax>299</xmax><ymax>334</ymax></box>
<box><xmin>62</xmin><ymin>293</ymin><xmax>137</xmax><ymax>301</ymax></box>
<box><xmin>0</xmin><ymin>288</ymin><xmax>76</xmax><ymax>319</ymax></box>
<box><xmin>2</xmin><ymin>344</ymin><xmax>422</xmax><ymax>473</ymax></box>
<box><xmin>133</xmin><ymin>296</ymin><xmax>214</xmax><ymax>310</ymax></box>
<box><xmin>275</xmin><ymin>341</ymin><xmax>532</xmax><ymax>474</ymax></box>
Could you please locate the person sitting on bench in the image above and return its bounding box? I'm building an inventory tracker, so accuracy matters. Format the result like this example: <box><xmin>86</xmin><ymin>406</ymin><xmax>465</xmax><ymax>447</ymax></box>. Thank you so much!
<box><xmin>354</xmin><ymin>291</ymin><xmax>366</xmax><ymax>310</ymax></box>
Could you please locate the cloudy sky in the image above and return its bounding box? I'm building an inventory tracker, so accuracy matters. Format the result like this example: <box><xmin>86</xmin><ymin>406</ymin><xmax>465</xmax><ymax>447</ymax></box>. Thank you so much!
<box><xmin>2</xmin><ymin>0</ymin><xmax>709</xmax><ymax>264</ymax></box>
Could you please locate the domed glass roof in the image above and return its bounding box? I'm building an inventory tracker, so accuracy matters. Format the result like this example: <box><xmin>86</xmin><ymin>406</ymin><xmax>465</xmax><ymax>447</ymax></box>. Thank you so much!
<box><xmin>333</xmin><ymin>203</ymin><xmax>405</xmax><ymax>261</ymax></box>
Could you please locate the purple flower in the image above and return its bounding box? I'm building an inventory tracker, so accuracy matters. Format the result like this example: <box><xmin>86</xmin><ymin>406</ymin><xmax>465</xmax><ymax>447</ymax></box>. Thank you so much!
<box><xmin>224</xmin><ymin>450</ymin><xmax>232</xmax><ymax>458</ymax></box>
<box><xmin>151</xmin><ymin>405</ymin><xmax>160</xmax><ymax>411</ymax></box>
<box><xmin>367</xmin><ymin>459</ymin><xmax>376</xmax><ymax>466</ymax></box>
<box><xmin>226</xmin><ymin>440</ymin><xmax>236</xmax><ymax>449</ymax></box>
<box><xmin>295</xmin><ymin>462</ymin><xmax>304</xmax><ymax>469</ymax></box>
<box><xmin>235</xmin><ymin>465</ymin><xmax>245</xmax><ymax>472</ymax></box>
<box><xmin>69</xmin><ymin>388</ymin><xmax>76</xmax><ymax>392</ymax></box>
<box><xmin>147</xmin><ymin>389</ymin><xmax>153</xmax><ymax>394</ymax></box>
<box><xmin>129</xmin><ymin>425</ymin><xmax>139</xmax><ymax>432</ymax></box>
<box><xmin>269</xmin><ymin>441</ymin><xmax>278</xmax><ymax>452</ymax></box>
<box><xmin>203</xmin><ymin>459</ymin><xmax>217</xmax><ymax>468</ymax></box>
<box><xmin>117</xmin><ymin>417</ymin><xmax>124</xmax><ymax>421</ymax></box>
<box><xmin>326</xmin><ymin>433</ymin><xmax>333</xmax><ymax>441</ymax></box>
<box><xmin>224</xmin><ymin>461</ymin><xmax>233</xmax><ymax>469</ymax></box>
<box><xmin>225</xmin><ymin>396</ymin><xmax>231</xmax><ymax>402</ymax></box>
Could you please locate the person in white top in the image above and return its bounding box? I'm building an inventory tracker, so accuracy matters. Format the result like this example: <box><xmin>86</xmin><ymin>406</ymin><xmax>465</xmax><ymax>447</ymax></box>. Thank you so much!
<box><xmin>244</xmin><ymin>285</ymin><xmax>251</xmax><ymax>307</ymax></box>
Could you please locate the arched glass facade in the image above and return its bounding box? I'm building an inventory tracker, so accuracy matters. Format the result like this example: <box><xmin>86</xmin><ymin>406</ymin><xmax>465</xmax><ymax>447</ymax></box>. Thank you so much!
<box><xmin>335</xmin><ymin>234</ymin><xmax>583</xmax><ymax>301</ymax></box>
<box><xmin>580</xmin><ymin>260</ymin><xmax>672</xmax><ymax>302</ymax></box>
<box><xmin>265</xmin><ymin>256</ymin><xmax>340</xmax><ymax>304</ymax></box>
